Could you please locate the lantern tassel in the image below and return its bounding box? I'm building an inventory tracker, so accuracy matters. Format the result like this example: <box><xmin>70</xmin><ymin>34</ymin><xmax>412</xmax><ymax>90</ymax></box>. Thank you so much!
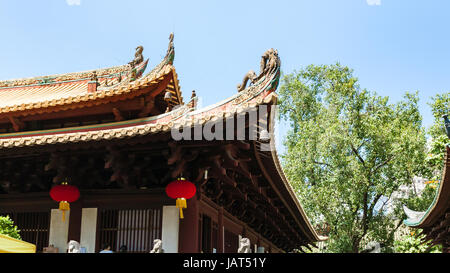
<box><xmin>59</xmin><ymin>201</ymin><xmax>70</xmax><ymax>222</ymax></box>
<box><xmin>176</xmin><ymin>198</ymin><xmax>187</xmax><ymax>219</ymax></box>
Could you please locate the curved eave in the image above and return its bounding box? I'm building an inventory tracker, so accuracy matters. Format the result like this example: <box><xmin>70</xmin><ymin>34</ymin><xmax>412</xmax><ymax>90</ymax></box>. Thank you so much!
<box><xmin>404</xmin><ymin>145</ymin><xmax>450</xmax><ymax>228</ymax></box>
<box><xmin>270</xmin><ymin>144</ymin><xmax>327</xmax><ymax>242</ymax></box>
<box><xmin>170</xmin><ymin>68</ymin><xmax>183</xmax><ymax>106</ymax></box>
<box><xmin>0</xmin><ymin>83</ymin><xmax>274</xmax><ymax>148</ymax></box>
<box><xmin>252</xmin><ymin>95</ymin><xmax>325</xmax><ymax>244</ymax></box>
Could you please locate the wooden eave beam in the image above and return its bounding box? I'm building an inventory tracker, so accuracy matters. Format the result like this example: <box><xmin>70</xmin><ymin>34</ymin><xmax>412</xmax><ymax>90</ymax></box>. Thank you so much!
<box><xmin>161</xmin><ymin>140</ymin><xmax>307</xmax><ymax>248</ymax></box>
<box><xmin>144</xmin><ymin>72</ymin><xmax>173</xmax><ymax>100</ymax></box>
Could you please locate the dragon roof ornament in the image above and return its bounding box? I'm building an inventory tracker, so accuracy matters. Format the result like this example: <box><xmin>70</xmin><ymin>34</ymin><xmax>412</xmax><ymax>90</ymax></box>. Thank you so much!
<box><xmin>237</xmin><ymin>48</ymin><xmax>280</xmax><ymax>92</ymax></box>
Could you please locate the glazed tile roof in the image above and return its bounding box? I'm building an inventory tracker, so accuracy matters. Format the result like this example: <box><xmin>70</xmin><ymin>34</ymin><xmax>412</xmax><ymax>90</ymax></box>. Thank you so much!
<box><xmin>0</xmin><ymin>79</ymin><xmax>277</xmax><ymax>148</ymax></box>
<box><xmin>0</xmin><ymin>38</ymin><xmax>181</xmax><ymax>116</ymax></box>
<box><xmin>0</xmin><ymin>60</ymin><xmax>148</xmax><ymax>113</ymax></box>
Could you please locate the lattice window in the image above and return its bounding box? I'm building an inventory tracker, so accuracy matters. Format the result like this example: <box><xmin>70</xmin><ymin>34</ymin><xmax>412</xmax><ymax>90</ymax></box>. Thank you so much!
<box><xmin>97</xmin><ymin>208</ymin><xmax>162</xmax><ymax>253</ymax></box>
<box><xmin>0</xmin><ymin>211</ymin><xmax>50</xmax><ymax>253</ymax></box>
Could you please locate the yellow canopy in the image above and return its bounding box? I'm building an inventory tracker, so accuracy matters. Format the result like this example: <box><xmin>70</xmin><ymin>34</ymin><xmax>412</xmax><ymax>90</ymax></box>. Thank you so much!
<box><xmin>0</xmin><ymin>234</ymin><xmax>36</xmax><ymax>253</ymax></box>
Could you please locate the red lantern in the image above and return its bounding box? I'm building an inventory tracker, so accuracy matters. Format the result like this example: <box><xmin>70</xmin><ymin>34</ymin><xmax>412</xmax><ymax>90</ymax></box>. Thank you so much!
<box><xmin>165</xmin><ymin>178</ymin><xmax>196</xmax><ymax>219</ymax></box>
<box><xmin>49</xmin><ymin>182</ymin><xmax>80</xmax><ymax>222</ymax></box>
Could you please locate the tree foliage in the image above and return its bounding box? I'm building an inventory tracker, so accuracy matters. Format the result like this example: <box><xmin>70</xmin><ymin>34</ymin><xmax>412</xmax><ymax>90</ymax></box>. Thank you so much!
<box><xmin>394</xmin><ymin>228</ymin><xmax>442</xmax><ymax>253</ymax></box>
<box><xmin>278</xmin><ymin>63</ymin><xmax>427</xmax><ymax>253</ymax></box>
<box><xmin>393</xmin><ymin>92</ymin><xmax>449</xmax><ymax>253</ymax></box>
<box><xmin>394</xmin><ymin>229</ymin><xmax>440</xmax><ymax>253</ymax></box>
<box><xmin>0</xmin><ymin>215</ymin><xmax>21</xmax><ymax>240</ymax></box>
<box><xmin>424</xmin><ymin>92</ymin><xmax>450</xmax><ymax>181</ymax></box>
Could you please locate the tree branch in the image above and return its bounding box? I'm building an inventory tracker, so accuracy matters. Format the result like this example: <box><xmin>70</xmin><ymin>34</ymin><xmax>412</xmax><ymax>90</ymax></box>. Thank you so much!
<box><xmin>350</xmin><ymin>142</ymin><xmax>366</xmax><ymax>167</ymax></box>
<box><xmin>312</xmin><ymin>160</ymin><xmax>332</xmax><ymax>168</ymax></box>
<box><xmin>372</xmin><ymin>155</ymin><xmax>394</xmax><ymax>174</ymax></box>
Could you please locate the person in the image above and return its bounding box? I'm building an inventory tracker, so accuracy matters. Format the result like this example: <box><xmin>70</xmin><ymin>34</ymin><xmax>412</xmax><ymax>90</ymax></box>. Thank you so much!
<box><xmin>99</xmin><ymin>243</ymin><xmax>113</xmax><ymax>253</ymax></box>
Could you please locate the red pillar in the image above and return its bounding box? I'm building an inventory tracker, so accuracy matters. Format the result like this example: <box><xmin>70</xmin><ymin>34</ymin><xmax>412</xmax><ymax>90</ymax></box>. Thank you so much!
<box><xmin>67</xmin><ymin>199</ymin><xmax>83</xmax><ymax>244</ymax></box>
<box><xmin>178</xmin><ymin>194</ymin><xmax>199</xmax><ymax>253</ymax></box>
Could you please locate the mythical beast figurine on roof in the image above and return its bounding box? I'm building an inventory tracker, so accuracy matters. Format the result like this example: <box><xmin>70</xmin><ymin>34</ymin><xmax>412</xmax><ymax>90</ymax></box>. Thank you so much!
<box><xmin>237</xmin><ymin>48</ymin><xmax>280</xmax><ymax>92</ymax></box>
<box><xmin>129</xmin><ymin>46</ymin><xmax>144</xmax><ymax>68</ymax></box>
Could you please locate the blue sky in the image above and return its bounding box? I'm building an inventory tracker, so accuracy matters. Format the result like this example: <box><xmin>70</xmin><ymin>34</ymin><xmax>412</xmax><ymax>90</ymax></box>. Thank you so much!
<box><xmin>0</xmin><ymin>0</ymin><xmax>449</xmax><ymax>152</ymax></box>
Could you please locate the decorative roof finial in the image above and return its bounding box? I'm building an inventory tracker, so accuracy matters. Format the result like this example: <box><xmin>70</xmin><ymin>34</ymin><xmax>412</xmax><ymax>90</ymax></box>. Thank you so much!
<box><xmin>168</xmin><ymin>33</ymin><xmax>174</xmax><ymax>51</ymax></box>
<box><xmin>236</xmin><ymin>48</ymin><xmax>280</xmax><ymax>92</ymax></box>
<box><xmin>88</xmin><ymin>71</ymin><xmax>100</xmax><ymax>93</ymax></box>
<box><xmin>129</xmin><ymin>46</ymin><xmax>144</xmax><ymax>68</ymax></box>
<box><xmin>187</xmin><ymin>90</ymin><xmax>197</xmax><ymax>109</ymax></box>
<box><xmin>165</xmin><ymin>33</ymin><xmax>175</xmax><ymax>65</ymax></box>
<box><xmin>260</xmin><ymin>48</ymin><xmax>278</xmax><ymax>75</ymax></box>
<box><xmin>90</xmin><ymin>71</ymin><xmax>98</xmax><ymax>82</ymax></box>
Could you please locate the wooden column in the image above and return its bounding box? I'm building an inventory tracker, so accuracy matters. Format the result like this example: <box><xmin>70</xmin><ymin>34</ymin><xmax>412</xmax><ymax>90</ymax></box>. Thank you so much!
<box><xmin>178</xmin><ymin>194</ymin><xmax>199</xmax><ymax>253</ymax></box>
<box><xmin>218</xmin><ymin>207</ymin><xmax>224</xmax><ymax>253</ymax></box>
<box><xmin>67</xmin><ymin>199</ymin><xmax>83</xmax><ymax>243</ymax></box>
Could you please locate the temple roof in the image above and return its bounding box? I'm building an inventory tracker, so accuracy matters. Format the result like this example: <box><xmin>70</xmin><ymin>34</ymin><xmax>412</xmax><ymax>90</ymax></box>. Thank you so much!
<box><xmin>0</xmin><ymin>44</ymin><xmax>324</xmax><ymax>247</ymax></box>
<box><xmin>0</xmin><ymin>48</ymin><xmax>279</xmax><ymax>149</ymax></box>
<box><xmin>0</xmin><ymin>37</ymin><xmax>181</xmax><ymax>118</ymax></box>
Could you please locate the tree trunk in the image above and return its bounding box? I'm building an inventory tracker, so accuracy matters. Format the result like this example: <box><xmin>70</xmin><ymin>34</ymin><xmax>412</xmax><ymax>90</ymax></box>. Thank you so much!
<box><xmin>351</xmin><ymin>235</ymin><xmax>361</xmax><ymax>253</ymax></box>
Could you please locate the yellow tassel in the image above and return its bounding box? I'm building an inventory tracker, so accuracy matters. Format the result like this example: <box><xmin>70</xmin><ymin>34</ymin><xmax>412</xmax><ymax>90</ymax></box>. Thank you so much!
<box><xmin>59</xmin><ymin>201</ymin><xmax>70</xmax><ymax>222</ymax></box>
<box><xmin>176</xmin><ymin>198</ymin><xmax>187</xmax><ymax>219</ymax></box>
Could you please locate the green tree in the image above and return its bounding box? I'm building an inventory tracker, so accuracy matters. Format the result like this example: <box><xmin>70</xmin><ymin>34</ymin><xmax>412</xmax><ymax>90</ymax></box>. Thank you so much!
<box><xmin>278</xmin><ymin>64</ymin><xmax>427</xmax><ymax>253</ymax></box>
<box><xmin>424</xmin><ymin>92</ymin><xmax>450</xmax><ymax>181</ymax></box>
<box><xmin>394</xmin><ymin>92</ymin><xmax>449</xmax><ymax>253</ymax></box>
<box><xmin>0</xmin><ymin>215</ymin><xmax>21</xmax><ymax>240</ymax></box>
<box><xmin>394</xmin><ymin>229</ymin><xmax>441</xmax><ymax>253</ymax></box>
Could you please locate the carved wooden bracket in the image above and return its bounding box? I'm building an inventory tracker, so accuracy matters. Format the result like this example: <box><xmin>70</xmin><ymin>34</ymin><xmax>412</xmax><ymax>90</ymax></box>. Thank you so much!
<box><xmin>7</xmin><ymin>116</ymin><xmax>25</xmax><ymax>132</ymax></box>
<box><xmin>104</xmin><ymin>146</ymin><xmax>135</xmax><ymax>188</ymax></box>
<box><xmin>138</xmin><ymin>98</ymin><xmax>155</xmax><ymax>118</ymax></box>
<box><xmin>112</xmin><ymin>107</ymin><xmax>124</xmax><ymax>122</ymax></box>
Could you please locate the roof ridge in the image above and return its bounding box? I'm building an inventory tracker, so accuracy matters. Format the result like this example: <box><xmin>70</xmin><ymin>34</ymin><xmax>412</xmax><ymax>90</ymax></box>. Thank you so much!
<box><xmin>0</xmin><ymin>63</ymin><xmax>132</xmax><ymax>89</ymax></box>
<box><xmin>0</xmin><ymin>33</ymin><xmax>176</xmax><ymax>90</ymax></box>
